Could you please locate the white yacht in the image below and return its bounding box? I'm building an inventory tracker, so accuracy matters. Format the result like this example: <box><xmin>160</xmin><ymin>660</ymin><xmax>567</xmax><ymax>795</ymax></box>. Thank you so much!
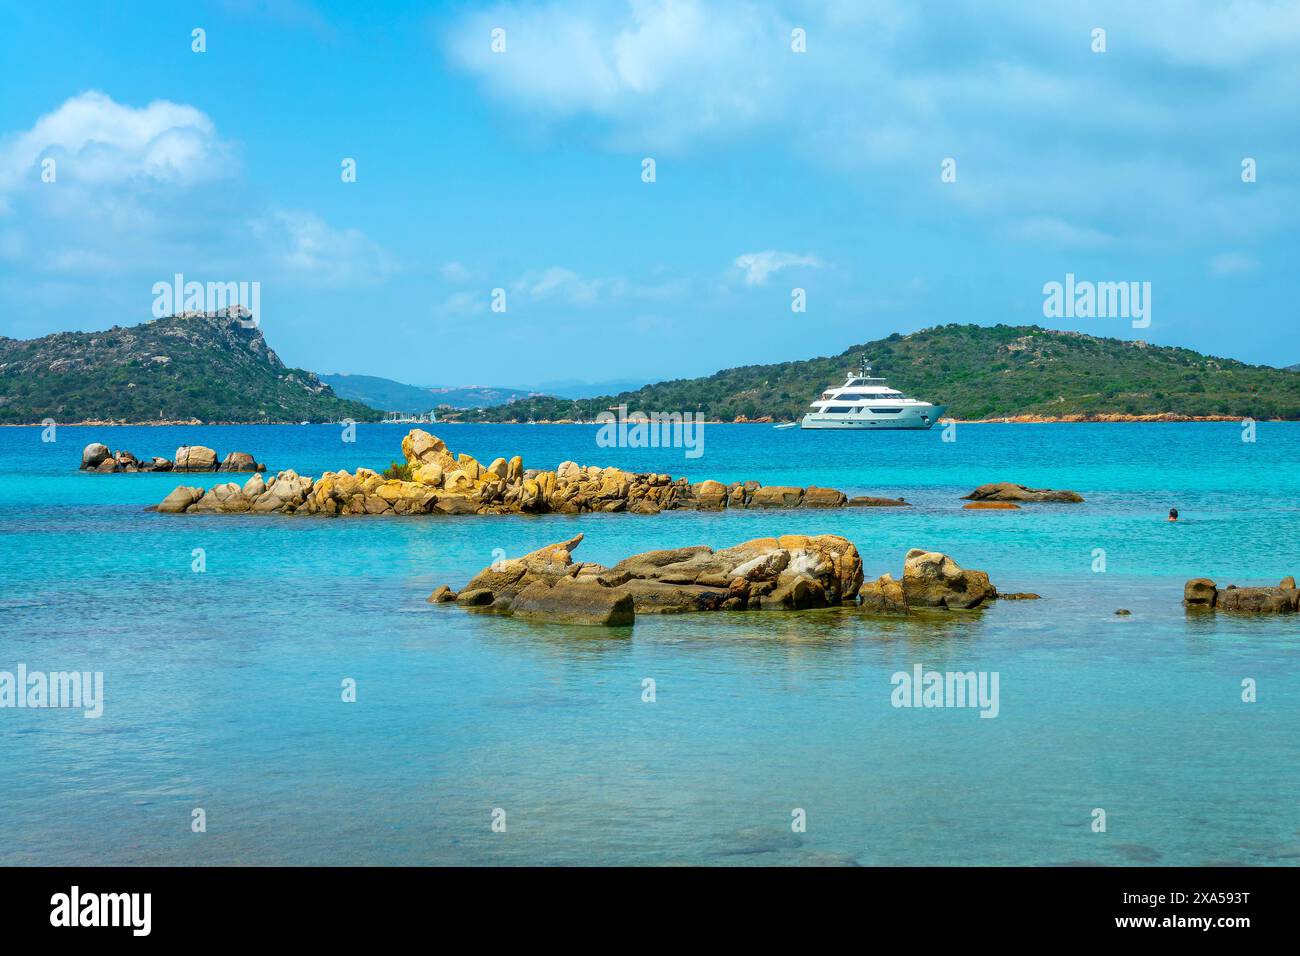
<box><xmin>800</xmin><ymin>359</ymin><xmax>947</xmax><ymax>430</ymax></box>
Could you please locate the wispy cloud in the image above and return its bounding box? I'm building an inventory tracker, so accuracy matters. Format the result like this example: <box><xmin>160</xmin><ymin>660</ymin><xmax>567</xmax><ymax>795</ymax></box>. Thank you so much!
<box><xmin>733</xmin><ymin>250</ymin><xmax>822</xmax><ymax>285</ymax></box>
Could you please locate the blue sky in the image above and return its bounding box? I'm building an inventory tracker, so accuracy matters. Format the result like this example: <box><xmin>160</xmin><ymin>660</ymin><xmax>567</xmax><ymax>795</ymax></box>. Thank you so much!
<box><xmin>0</xmin><ymin>0</ymin><xmax>1296</xmax><ymax>385</ymax></box>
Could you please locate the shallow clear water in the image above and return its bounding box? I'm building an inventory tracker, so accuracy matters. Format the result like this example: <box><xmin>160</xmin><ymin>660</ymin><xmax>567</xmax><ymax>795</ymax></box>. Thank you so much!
<box><xmin>2</xmin><ymin>422</ymin><xmax>1298</xmax><ymax>865</ymax></box>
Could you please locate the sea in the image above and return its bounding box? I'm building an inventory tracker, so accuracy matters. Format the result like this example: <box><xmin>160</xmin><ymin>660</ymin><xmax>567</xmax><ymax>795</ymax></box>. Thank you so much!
<box><xmin>1</xmin><ymin>422</ymin><xmax>1298</xmax><ymax>866</ymax></box>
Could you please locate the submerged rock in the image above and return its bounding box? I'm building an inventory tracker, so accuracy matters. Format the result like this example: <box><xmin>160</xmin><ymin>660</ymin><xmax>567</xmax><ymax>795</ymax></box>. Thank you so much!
<box><xmin>962</xmin><ymin>482</ymin><xmax>1084</xmax><ymax>503</ymax></box>
<box><xmin>848</xmin><ymin>496</ymin><xmax>910</xmax><ymax>507</ymax></box>
<box><xmin>158</xmin><ymin>429</ymin><xmax>851</xmax><ymax>517</ymax></box>
<box><xmin>963</xmin><ymin>501</ymin><xmax>1021</xmax><ymax>510</ymax></box>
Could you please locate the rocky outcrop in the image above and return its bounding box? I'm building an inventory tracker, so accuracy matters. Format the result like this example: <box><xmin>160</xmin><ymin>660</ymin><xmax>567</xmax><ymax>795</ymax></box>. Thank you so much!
<box><xmin>157</xmin><ymin>429</ymin><xmax>851</xmax><ymax>517</ymax></box>
<box><xmin>962</xmin><ymin>482</ymin><xmax>1084</xmax><ymax>503</ymax></box>
<box><xmin>430</xmin><ymin>535</ymin><xmax>1014</xmax><ymax>627</ymax></box>
<box><xmin>1183</xmin><ymin>577</ymin><xmax>1299</xmax><ymax>612</ymax></box>
<box><xmin>963</xmin><ymin>501</ymin><xmax>1020</xmax><ymax>510</ymax></box>
<box><xmin>430</xmin><ymin>533</ymin><xmax>865</xmax><ymax>626</ymax></box>
<box><xmin>152</xmin><ymin>470</ymin><xmax>311</xmax><ymax>513</ymax></box>
<box><xmin>901</xmin><ymin>549</ymin><xmax>998</xmax><ymax>609</ymax></box>
<box><xmin>82</xmin><ymin>441</ymin><xmax>263</xmax><ymax>473</ymax></box>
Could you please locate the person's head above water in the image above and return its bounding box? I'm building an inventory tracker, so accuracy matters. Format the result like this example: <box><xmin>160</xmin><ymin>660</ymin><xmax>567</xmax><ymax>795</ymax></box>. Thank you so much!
<box><xmin>1169</xmin><ymin>508</ymin><xmax>1179</xmax><ymax>521</ymax></box>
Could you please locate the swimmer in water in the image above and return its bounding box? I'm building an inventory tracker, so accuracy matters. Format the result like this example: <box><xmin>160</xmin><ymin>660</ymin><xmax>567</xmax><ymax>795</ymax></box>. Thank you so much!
<box><xmin>1168</xmin><ymin>508</ymin><xmax>1179</xmax><ymax>522</ymax></box>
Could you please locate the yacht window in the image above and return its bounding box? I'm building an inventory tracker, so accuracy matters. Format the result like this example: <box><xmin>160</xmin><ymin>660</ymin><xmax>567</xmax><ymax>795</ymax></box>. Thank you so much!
<box><xmin>825</xmin><ymin>406</ymin><xmax>854</xmax><ymax>413</ymax></box>
<box><xmin>870</xmin><ymin>407</ymin><xmax>904</xmax><ymax>414</ymax></box>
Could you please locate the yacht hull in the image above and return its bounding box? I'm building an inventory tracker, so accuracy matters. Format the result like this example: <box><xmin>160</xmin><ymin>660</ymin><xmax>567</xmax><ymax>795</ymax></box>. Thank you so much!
<box><xmin>800</xmin><ymin>405</ymin><xmax>947</xmax><ymax>430</ymax></box>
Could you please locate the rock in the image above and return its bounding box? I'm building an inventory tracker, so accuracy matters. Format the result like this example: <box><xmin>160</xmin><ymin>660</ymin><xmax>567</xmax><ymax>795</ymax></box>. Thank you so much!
<box><xmin>81</xmin><ymin>443</ymin><xmax>111</xmax><ymax>469</ymax></box>
<box><xmin>157</xmin><ymin>486</ymin><xmax>204</xmax><ymax>513</ymax></box>
<box><xmin>858</xmin><ymin>573</ymin><xmax>908</xmax><ymax>613</ymax></box>
<box><xmin>242</xmin><ymin>473</ymin><xmax>266</xmax><ymax>498</ymax></box>
<box><xmin>848</xmin><ymin>496</ymin><xmax>910</xmax><ymax>507</ymax></box>
<box><xmin>692</xmin><ymin>479</ymin><xmax>729</xmax><ymax>510</ymax></box>
<box><xmin>427</xmin><ymin>585</ymin><xmax>457</xmax><ymax>603</ymax></box>
<box><xmin>509</xmin><ymin>578</ymin><xmax>635</xmax><ymax>626</ymax></box>
<box><xmin>760</xmin><ymin>573</ymin><xmax>828</xmax><ymax>610</ymax></box>
<box><xmin>455</xmin><ymin>588</ymin><xmax>495</xmax><ymax>606</ymax></box>
<box><xmin>94</xmin><ymin>458</ymin><xmax>119</xmax><ymax>473</ymax></box>
<box><xmin>1282</xmin><ymin>576</ymin><xmax>1297</xmax><ymax>590</ymax></box>
<box><xmin>1215</xmin><ymin>587</ymin><xmax>1295</xmax><ymax>613</ymax></box>
<box><xmin>963</xmin><ymin>501</ymin><xmax>1021</xmax><ymax>510</ymax></box>
<box><xmin>901</xmin><ymin>549</ymin><xmax>997</xmax><ymax>609</ymax></box>
<box><xmin>220</xmin><ymin>451</ymin><xmax>261</xmax><ymax>472</ymax></box>
<box><xmin>1115</xmin><ymin>609</ymin><xmax>1132</xmax><ymax>615</ymax></box>
<box><xmin>962</xmin><ymin>482</ymin><xmax>1084</xmax><ymax>503</ymax></box>
<box><xmin>174</xmin><ymin>445</ymin><xmax>219</xmax><ymax>472</ymax></box>
<box><xmin>150</xmin><ymin>457</ymin><xmax>173</xmax><ymax>471</ymax></box>
<box><xmin>747</xmin><ymin>486</ymin><xmax>805</xmax><ymax>508</ymax></box>
<box><xmin>621</xmin><ymin>579</ymin><xmax>731</xmax><ymax>613</ymax></box>
<box><xmin>190</xmin><ymin>482</ymin><xmax>248</xmax><ymax>513</ymax></box>
<box><xmin>1182</xmin><ymin>578</ymin><xmax>1217</xmax><ymax>607</ymax></box>
<box><xmin>999</xmin><ymin>592</ymin><xmax>1041</xmax><ymax>600</ymax></box>
<box><xmin>803</xmin><ymin>486</ymin><xmax>848</xmax><ymax>508</ymax></box>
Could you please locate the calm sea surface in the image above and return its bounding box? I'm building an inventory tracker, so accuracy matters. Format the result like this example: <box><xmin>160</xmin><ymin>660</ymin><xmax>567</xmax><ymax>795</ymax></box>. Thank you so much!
<box><xmin>1</xmin><ymin>422</ymin><xmax>1298</xmax><ymax>865</ymax></box>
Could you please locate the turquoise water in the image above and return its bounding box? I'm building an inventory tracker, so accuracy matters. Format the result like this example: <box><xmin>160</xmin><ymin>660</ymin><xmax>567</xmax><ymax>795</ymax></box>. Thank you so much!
<box><xmin>2</xmin><ymin>422</ymin><xmax>1298</xmax><ymax>866</ymax></box>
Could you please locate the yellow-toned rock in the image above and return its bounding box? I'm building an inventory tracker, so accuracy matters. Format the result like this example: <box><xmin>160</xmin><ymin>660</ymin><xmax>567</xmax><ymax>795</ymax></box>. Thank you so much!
<box><xmin>413</xmin><ymin>462</ymin><xmax>444</xmax><ymax>486</ymax></box>
<box><xmin>401</xmin><ymin>430</ymin><xmax>447</xmax><ymax>465</ymax></box>
<box><xmin>457</xmin><ymin>454</ymin><xmax>484</xmax><ymax>481</ymax></box>
<box><xmin>444</xmin><ymin>469</ymin><xmax>473</xmax><ymax>492</ymax></box>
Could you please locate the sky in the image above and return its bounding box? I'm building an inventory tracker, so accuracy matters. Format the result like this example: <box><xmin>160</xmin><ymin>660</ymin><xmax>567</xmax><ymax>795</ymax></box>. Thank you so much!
<box><xmin>0</xmin><ymin>0</ymin><xmax>1296</xmax><ymax>386</ymax></box>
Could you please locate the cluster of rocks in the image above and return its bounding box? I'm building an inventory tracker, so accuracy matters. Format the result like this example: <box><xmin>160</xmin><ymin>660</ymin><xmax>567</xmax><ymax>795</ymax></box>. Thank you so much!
<box><xmin>961</xmin><ymin>482</ymin><xmax>1085</xmax><ymax>506</ymax></box>
<box><xmin>156</xmin><ymin>429</ymin><xmax>873</xmax><ymax>516</ymax></box>
<box><xmin>1184</xmin><ymin>576</ymin><xmax>1299</xmax><ymax>613</ymax></box>
<box><xmin>429</xmin><ymin>534</ymin><xmax>1002</xmax><ymax>626</ymax></box>
<box><xmin>82</xmin><ymin>442</ymin><xmax>263</xmax><ymax>474</ymax></box>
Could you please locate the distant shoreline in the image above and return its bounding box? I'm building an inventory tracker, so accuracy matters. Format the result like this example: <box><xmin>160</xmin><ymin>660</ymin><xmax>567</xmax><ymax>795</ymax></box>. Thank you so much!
<box><xmin>3</xmin><ymin>414</ymin><xmax>1293</xmax><ymax>427</ymax></box>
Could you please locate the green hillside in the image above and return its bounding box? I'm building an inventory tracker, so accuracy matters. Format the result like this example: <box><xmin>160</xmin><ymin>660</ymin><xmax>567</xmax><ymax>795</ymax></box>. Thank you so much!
<box><xmin>455</xmin><ymin>325</ymin><xmax>1300</xmax><ymax>422</ymax></box>
<box><xmin>0</xmin><ymin>310</ymin><xmax>381</xmax><ymax>424</ymax></box>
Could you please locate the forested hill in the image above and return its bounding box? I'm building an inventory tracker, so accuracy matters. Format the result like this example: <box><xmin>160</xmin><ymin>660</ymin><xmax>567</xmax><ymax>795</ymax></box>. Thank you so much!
<box><xmin>452</xmin><ymin>325</ymin><xmax>1300</xmax><ymax>423</ymax></box>
<box><xmin>0</xmin><ymin>310</ymin><xmax>381</xmax><ymax>424</ymax></box>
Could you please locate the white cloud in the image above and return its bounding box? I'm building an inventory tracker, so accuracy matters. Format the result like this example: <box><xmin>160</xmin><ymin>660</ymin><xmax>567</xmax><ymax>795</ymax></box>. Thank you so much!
<box><xmin>444</xmin><ymin>0</ymin><xmax>792</xmax><ymax>150</ymax></box>
<box><xmin>0</xmin><ymin>92</ymin><xmax>395</xmax><ymax>295</ymax></box>
<box><xmin>733</xmin><ymin>250</ymin><xmax>822</xmax><ymax>285</ymax></box>
<box><xmin>0</xmin><ymin>91</ymin><xmax>234</xmax><ymax>189</ymax></box>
